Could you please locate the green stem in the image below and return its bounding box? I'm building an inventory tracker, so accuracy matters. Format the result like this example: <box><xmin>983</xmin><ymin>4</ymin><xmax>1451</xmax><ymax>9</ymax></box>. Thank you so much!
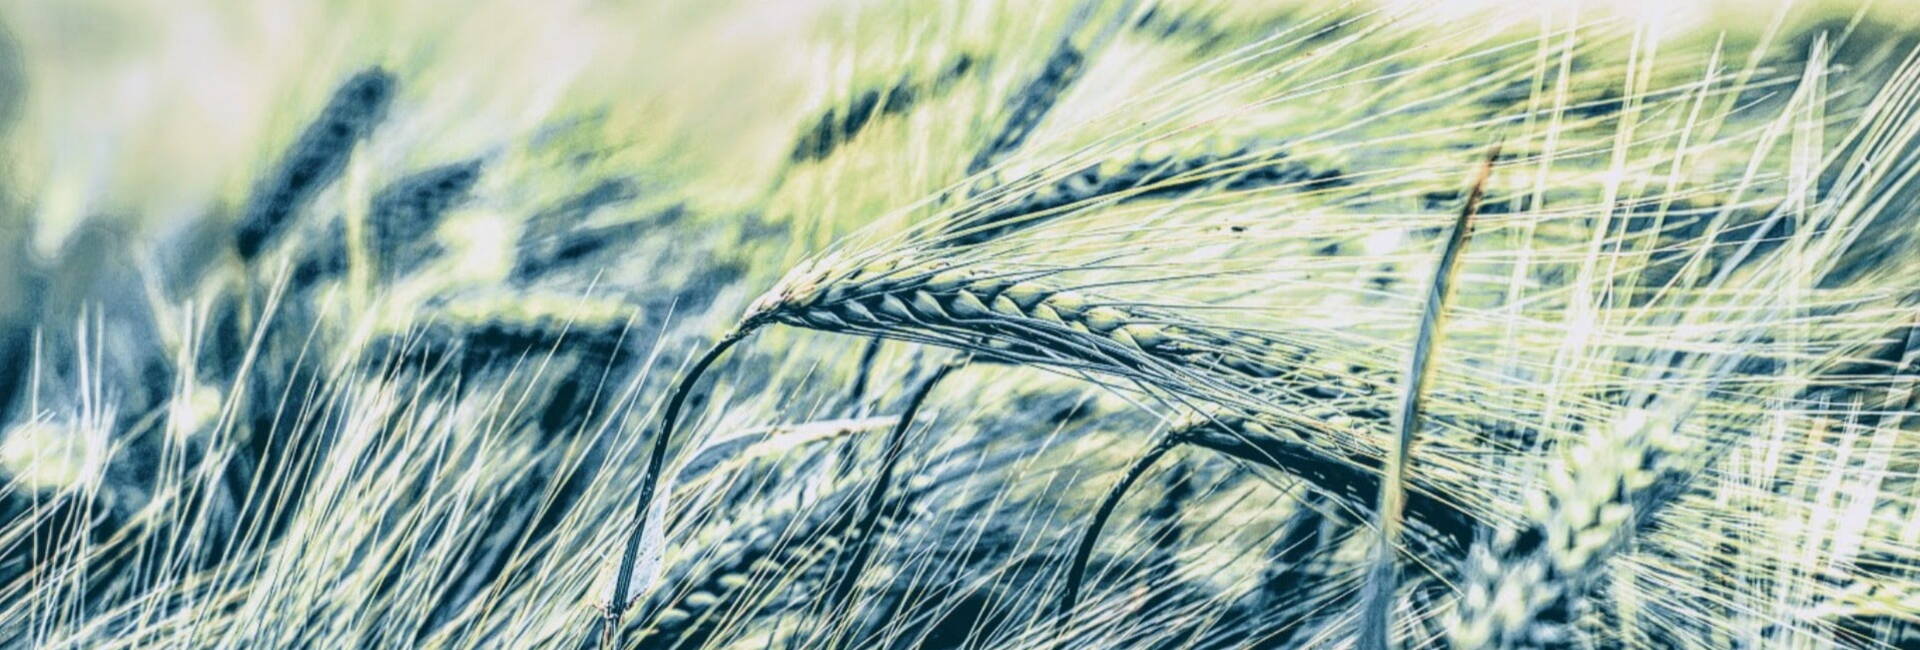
<box><xmin>824</xmin><ymin>358</ymin><xmax>962</xmax><ymax>649</ymax></box>
<box><xmin>1359</xmin><ymin>146</ymin><xmax>1495</xmax><ymax>650</ymax></box>
<box><xmin>1056</xmin><ymin>434</ymin><xmax>1178</xmax><ymax>638</ymax></box>
<box><xmin>600</xmin><ymin>326</ymin><xmax>754</xmax><ymax>648</ymax></box>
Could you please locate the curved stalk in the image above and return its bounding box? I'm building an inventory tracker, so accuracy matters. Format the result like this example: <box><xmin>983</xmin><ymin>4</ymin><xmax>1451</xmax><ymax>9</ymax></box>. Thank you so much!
<box><xmin>823</xmin><ymin>358</ymin><xmax>963</xmax><ymax>649</ymax></box>
<box><xmin>598</xmin><ymin>326</ymin><xmax>755</xmax><ymax>648</ymax></box>
<box><xmin>1359</xmin><ymin>146</ymin><xmax>1495</xmax><ymax>650</ymax></box>
<box><xmin>1055</xmin><ymin>434</ymin><xmax>1179</xmax><ymax>637</ymax></box>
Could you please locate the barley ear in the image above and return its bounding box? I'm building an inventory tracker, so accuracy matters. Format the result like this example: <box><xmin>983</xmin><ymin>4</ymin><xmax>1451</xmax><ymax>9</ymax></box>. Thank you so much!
<box><xmin>236</xmin><ymin>68</ymin><xmax>394</xmax><ymax>262</ymax></box>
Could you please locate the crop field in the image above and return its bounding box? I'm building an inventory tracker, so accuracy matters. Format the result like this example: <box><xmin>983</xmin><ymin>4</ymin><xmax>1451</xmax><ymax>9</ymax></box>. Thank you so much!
<box><xmin>1</xmin><ymin>1</ymin><xmax>1918</xmax><ymax>648</ymax></box>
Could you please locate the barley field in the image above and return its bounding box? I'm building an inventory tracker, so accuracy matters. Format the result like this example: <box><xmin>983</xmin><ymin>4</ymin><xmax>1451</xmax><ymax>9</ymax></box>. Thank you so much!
<box><xmin>2</xmin><ymin>0</ymin><xmax>1918</xmax><ymax>648</ymax></box>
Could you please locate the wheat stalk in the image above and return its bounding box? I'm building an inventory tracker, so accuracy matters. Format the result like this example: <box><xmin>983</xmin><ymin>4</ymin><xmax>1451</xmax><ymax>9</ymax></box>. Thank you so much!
<box><xmin>1054</xmin><ymin>397</ymin><xmax>1488</xmax><ymax>642</ymax></box>
<box><xmin>599</xmin><ymin>329</ymin><xmax>751</xmax><ymax>647</ymax></box>
<box><xmin>817</xmin><ymin>358</ymin><xmax>962</xmax><ymax>649</ymax></box>
<box><xmin>1359</xmin><ymin>144</ymin><xmax>1498</xmax><ymax>650</ymax></box>
<box><xmin>1055</xmin><ymin>433</ymin><xmax>1177</xmax><ymax>634</ymax></box>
